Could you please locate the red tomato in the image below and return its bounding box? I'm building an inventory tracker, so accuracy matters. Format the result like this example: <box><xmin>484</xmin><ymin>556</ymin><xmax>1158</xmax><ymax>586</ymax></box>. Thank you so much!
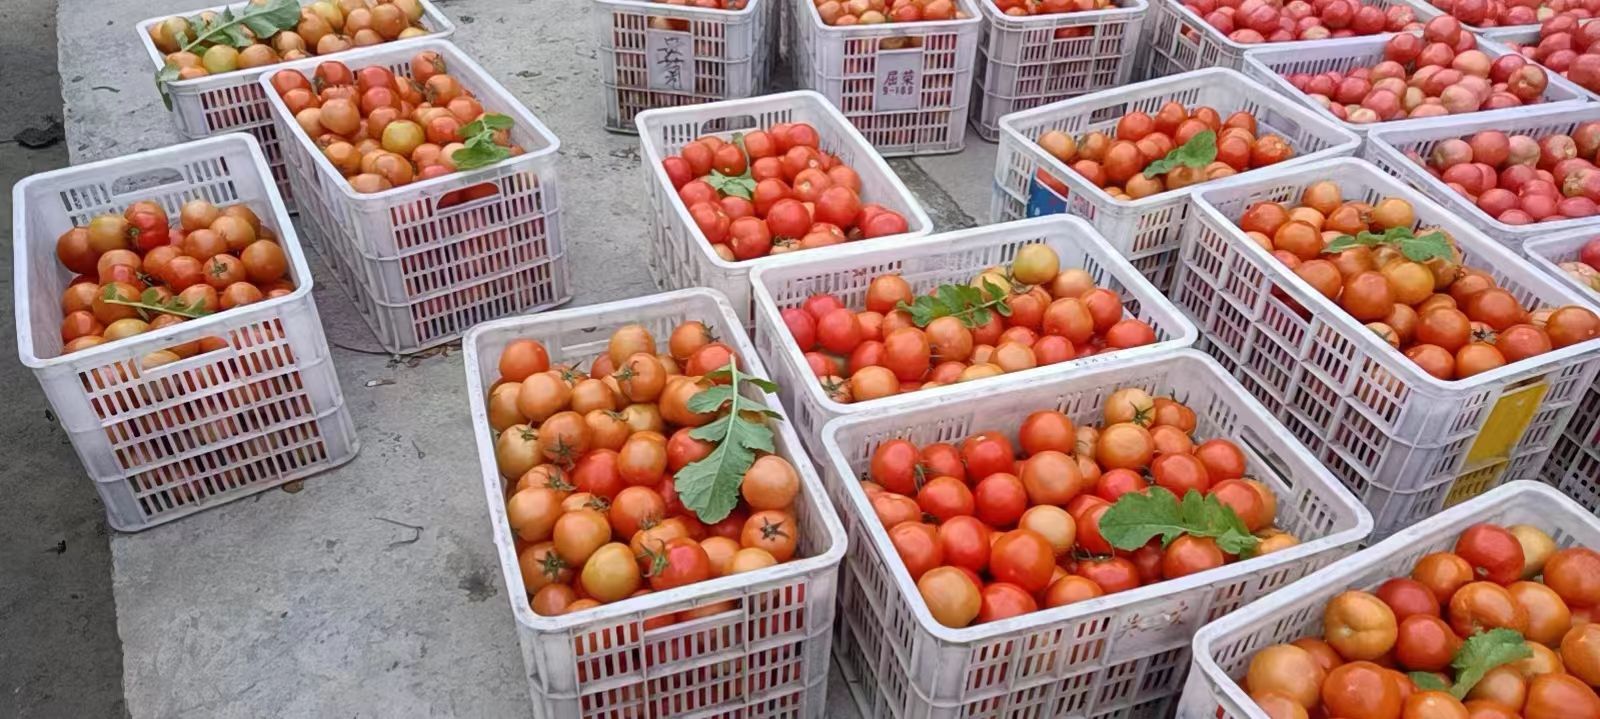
<box><xmin>803</xmin><ymin>293</ymin><xmax>844</xmax><ymax>321</ymax></box>
<box><xmin>990</xmin><ymin>529</ymin><xmax>1056</xmax><ymax>593</ymax></box>
<box><xmin>888</xmin><ymin>522</ymin><xmax>943</xmax><ymax>581</ymax></box>
<box><xmin>645</xmin><ymin>537</ymin><xmax>712</xmax><ymax>590</ymax></box>
<box><xmin>869</xmin><ymin>439</ymin><xmax>921</xmax><ymax>496</ymax></box>
<box><xmin>1193</xmin><ymin>438</ymin><xmax>1247</xmax><ymax>481</ymax></box>
<box><xmin>1075</xmin><ymin>556</ymin><xmax>1141</xmax><ymax>594</ymax></box>
<box><xmin>938</xmin><ymin>516</ymin><xmax>991</xmax><ymax>573</ymax></box>
<box><xmin>977</xmin><ymin>582</ymin><xmax>1038</xmax><ymax>623</ymax></box>
<box><xmin>961</xmin><ymin>432</ymin><xmax>1016</xmax><ymax>481</ymax></box>
<box><xmin>917</xmin><ymin>476</ymin><xmax>975</xmax><ymax>521</ymax></box>
<box><xmin>973</xmin><ymin>473</ymin><xmax>1028</xmax><ymax>528</ymax></box>
<box><xmin>1454</xmin><ymin>523</ymin><xmax>1525</xmax><ymax>585</ymax></box>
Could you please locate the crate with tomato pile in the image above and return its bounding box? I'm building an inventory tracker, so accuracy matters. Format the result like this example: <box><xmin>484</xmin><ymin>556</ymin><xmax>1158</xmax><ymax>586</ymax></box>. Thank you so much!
<box><xmin>791</xmin><ymin>0</ymin><xmax>983</xmax><ymax>155</ymax></box>
<box><xmin>1482</xmin><ymin>12</ymin><xmax>1600</xmax><ymax>103</ymax></box>
<box><xmin>1422</xmin><ymin>0</ymin><xmax>1597</xmax><ymax>32</ymax></box>
<box><xmin>260</xmin><ymin>40</ymin><xmax>569</xmax><ymax>354</ymax></box>
<box><xmin>968</xmin><ymin>0</ymin><xmax>1149</xmax><ymax>142</ymax></box>
<box><xmin>138</xmin><ymin>0</ymin><xmax>455</xmax><ymax>209</ymax></box>
<box><xmin>819</xmin><ymin>349</ymin><xmax>1372</xmax><ymax>719</ymax></box>
<box><xmin>1172</xmin><ymin>156</ymin><xmax>1600</xmax><ymax>539</ymax></box>
<box><xmin>1365</xmin><ymin>104</ymin><xmax>1600</xmax><ymax>249</ymax></box>
<box><xmin>1140</xmin><ymin>0</ymin><xmax>1429</xmax><ymax>79</ymax></box>
<box><xmin>1522</xmin><ymin>229</ymin><xmax>1600</xmax><ymax>512</ymax></box>
<box><xmin>992</xmin><ymin>67</ymin><xmax>1360</xmax><ymax>292</ymax></box>
<box><xmin>464</xmin><ymin>288</ymin><xmax>846</xmax><ymax>718</ymax></box>
<box><xmin>1240</xmin><ymin>19</ymin><xmax>1589</xmax><ymax>135</ymax></box>
<box><xmin>749</xmin><ymin>215</ymin><xmax>1198</xmax><ymax>461</ymax></box>
<box><xmin>636</xmin><ymin>90</ymin><xmax>931</xmax><ymax>323</ymax></box>
<box><xmin>13</xmin><ymin>134</ymin><xmax>358</xmax><ymax>532</ymax></box>
<box><xmin>1181</xmin><ymin>480</ymin><xmax>1600</xmax><ymax>719</ymax></box>
<box><xmin>595</xmin><ymin>0</ymin><xmax>778</xmax><ymax>133</ymax></box>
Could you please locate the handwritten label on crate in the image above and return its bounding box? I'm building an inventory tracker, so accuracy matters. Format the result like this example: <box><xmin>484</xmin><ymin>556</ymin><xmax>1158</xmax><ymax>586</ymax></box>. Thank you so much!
<box><xmin>1026</xmin><ymin>172</ymin><xmax>1070</xmax><ymax>218</ymax></box>
<box><xmin>1465</xmin><ymin>380</ymin><xmax>1550</xmax><ymax>466</ymax></box>
<box><xmin>874</xmin><ymin>48</ymin><xmax>923</xmax><ymax>112</ymax></box>
<box><xmin>647</xmin><ymin>28</ymin><xmax>696</xmax><ymax>93</ymax></box>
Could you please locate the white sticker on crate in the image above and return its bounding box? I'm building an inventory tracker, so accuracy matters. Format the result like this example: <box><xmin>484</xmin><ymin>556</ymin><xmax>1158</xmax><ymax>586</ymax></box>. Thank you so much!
<box><xmin>874</xmin><ymin>48</ymin><xmax>923</xmax><ymax>112</ymax></box>
<box><xmin>647</xmin><ymin>28</ymin><xmax>697</xmax><ymax>93</ymax></box>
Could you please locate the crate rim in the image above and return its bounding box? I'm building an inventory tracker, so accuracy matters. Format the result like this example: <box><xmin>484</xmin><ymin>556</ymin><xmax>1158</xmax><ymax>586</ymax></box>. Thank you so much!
<box><xmin>1191</xmin><ymin>155</ymin><xmax>1600</xmax><ymax>392</ymax></box>
<box><xmin>1189</xmin><ymin>480</ymin><xmax>1577</xmax><ymax>719</ymax></box>
<box><xmin>798</xmin><ymin>0</ymin><xmax>983</xmax><ymax>35</ymax></box>
<box><xmin>976</xmin><ymin>0</ymin><xmax>1149</xmax><ymax>27</ymax></box>
<box><xmin>995</xmin><ymin>66</ymin><xmax>1363</xmax><ymax>210</ymax></box>
<box><xmin>750</xmin><ymin>214</ymin><xmax>1202</xmax><ymax>418</ymax></box>
<box><xmin>593</xmin><ymin>0</ymin><xmax>762</xmax><ymax>19</ymax></box>
<box><xmin>1523</xmin><ymin>227</ymin><xmax>1600</xmax><ymax>313</ymax></box>
<box><xmin>257</xmin><ymin>38</ymin><xmax>562</xmax><ymax>204</ymax></box>
<box><xmin>461</xmin><ymin>287</ymin><xmax>849</xmax><ymax>633</ymax></box>
<box><xmin>1364</xmin><ymin>102</ymin><xmax>1600</xmax><ymax>238</ymax></box>
<box><xmin>819</xmin><ymin>347</ymin><xmax>1377</xmax><ymax>645</ymax></box>
<box><xmin>633</xmin><ymin>89</ymin><xmax>935</xmax><ymax>271</ymax></box>
<box><xmin>12</xmin><ymin>133</ymin><xmax>315</xmax><ymax>371</ymax></box>
<box><xmin>134</xmin><ymin>0</ymin><xmax>457</xmax><ymax>89</ymax></box>
<box><xmin>1153</xmin><ymin>0</ymin><xmax>1441</xmax><ymax>55</ymax></box>
<box><xmin>1239</xmin><ymin>32</ymin><xmax>1593</xmax><ymax>135</ymax></box>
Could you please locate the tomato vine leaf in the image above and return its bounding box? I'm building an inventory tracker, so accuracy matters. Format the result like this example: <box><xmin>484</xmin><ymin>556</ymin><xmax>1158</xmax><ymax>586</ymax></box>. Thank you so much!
<box><xmin>674</xmin><ymin>362</ymin><xmax>781</xmax><ymax>524</ymax></box>
<box><xmin>152</xmin><ymin>0</ymin><xmax>302</xmax><ymax>109</ymax></box>
<box><xmin>707</xmin><ymin>170</ymin><xmax>756</xmax><ymax>200</ymax></box>
<box><xmin>896</xmin><ymin>279</ymin><xmax>1012</xmax><ymax>329</ymax></box>
<box><xmin>101</xmin><ymin>284</ymin><xmax>212</xmax><ymax>320</ymax></box>
<box><xmin>1446</xmin><ymin>629</ymin><xmax>1532</xmax><ymax>699</ymax></box>
<box><xmin>451</xmin><ymin>113</ymin><xmax>516</xmax><ymax>170</ymax></box>
<box><xmin>1142</xmin><ymin>130</ymin><xmax>1217</xmax><ymax>177</ymax></box>
<box><xmin>1100</xmin><ymin>486</ymin><xmax>1258</xmax><ymax>554</ymax></box>
<box><xmin>1323</xmin><ymin>225</ymin><xmax>1452</xmax><ymax>262</ymax></box>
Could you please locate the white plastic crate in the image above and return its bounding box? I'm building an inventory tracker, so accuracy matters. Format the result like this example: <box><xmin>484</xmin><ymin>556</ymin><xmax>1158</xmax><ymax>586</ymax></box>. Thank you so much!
<box><xmin>595</xmin><ymin>0</ymin><xmax>778</xmax><ymax>133</ymax></box>
<box><xmin>992</xmin><ymin>68</ymin><xmax>1361</xmax><ymax>292</ymax></box>
<box><xmin>750</xmin><ymin>214</ymin><xmax>1200</xmax><ymax>457</ymax></box>
<box><xmin>461</xmin><ymin>288</ymin><xmax>847</xmax><ymax>719</ymax></box>
<box><xmin>135</xmin><ymin>0</ymin><xmax>456</xmax><ymax>209</ymax></box>
<box><xmin>635</xmin><ymin>90</ymin><xmax>933</xmax><ymax>324</ymax></box>
<box><xmin>970</xmin><ymin>0</ymin><xmax>1149</xmax><ymax>143</ymax></box>
<box><xmin>1523</xmin><ymin>228</ymin><xmax>1600</xmax><ymax>510</ymax></box>
<box><xmin>261</xmin><ymin>39</ymin><xmax>571</xmax><ymax>354</ymax></box>
<box><xmin>792</xmin><ymin>0</ymin><xmax>983</xmax><ymax>155</ymax></box>
<box><xmin>1364</xmin><ymin>104</ymin><xmax>1600</xmax><ymax>248</ymax></box>
<box><xmin>1240</xmin><ymin>33</ymin><xmax>1592</xmax><ymax>139</ymax></box>
<box><xmin>1480</xmin><ymin>26</ymin><xmax>1600</xmax><ymax>103</ymax></box>
<box><xmin>1181</xmin><ymin>480</ymin><xmax>1592</xmax><ymax>719</ymax></box>
<box><xmin>12</xmin><ymin>134</ymin><xmax>358</xmax><ymax>532</ymax></box>
<box><xmin>1139</xmin><ymin>0</ymin><xmax>1437</xmax><ymax>79</ymax></box>
<box><xmin>818</xmin><ymin>349</ymin><xmax>1373</xmax><ymax>719</ymax></box>
<box><xmin>1172</xmin><ymin>157</ymin><xmax>1600</xmax><ymax>538</ymax></box>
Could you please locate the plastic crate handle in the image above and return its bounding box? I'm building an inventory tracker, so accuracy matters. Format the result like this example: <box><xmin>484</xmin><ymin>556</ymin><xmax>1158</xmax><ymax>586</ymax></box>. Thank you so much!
<box><xmin>428</xmin><ymin>179</ymin><xmax>504</xmax><ymax>214</ymax></box>
<box><xmin>109</xmin><ymin>167</ymin><xmax>193</xmax><ymax>202</ymax></box>
<box><xmin>1238</xmin><ymin>425</ymin><xmax>1296</xmax><ymax>495</ymax></box>
<box><xmin>699</xmin><ymin>114</ymin><xmax>763</xmax><ymax>136</ymax></box>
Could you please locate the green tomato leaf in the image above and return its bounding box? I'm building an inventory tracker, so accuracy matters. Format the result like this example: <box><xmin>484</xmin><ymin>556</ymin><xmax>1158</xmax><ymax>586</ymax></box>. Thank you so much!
<box><xmin>1448</xmin><ymin>629</ymin><xmax>1532</xmax><ymax>699</ymax></box>
<box><xmin>1143</xmin><ymin>130</ymin><xmax>1217</xmax><ymax>177</ymax></box>
<box><xmin>238</xmin><ymin>0</ymin><xmax>303</xmax><ymax>39</ymax></box>
<box><xmin>1100</xmin><ymin>486</ymin><xmax>1259</xmax><ymax>554</ymax></box>
<box><xmin>674</xmin><ymin>361</ymin><xmax>782</xmax><ymax>524</ymax></box>
<box><xmin>1409</xmin><ymin>672</ymin><xmax>1451</xmax><ymax>692</ymax></box>
<box><xmin>449</xmin><ymin>113</ymin><xmax>517</xmax><ymax>170</ymax></box>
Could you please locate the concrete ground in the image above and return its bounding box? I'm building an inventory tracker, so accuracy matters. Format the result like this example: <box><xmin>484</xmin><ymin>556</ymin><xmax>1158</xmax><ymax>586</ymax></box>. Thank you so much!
<box><xmin>0</xmin><ymin>0</ymin><xmax>130</xmax><ymax>717</ymax></box>
<box><xmin>13</xmin><ymin>0</ymin><xmax>1001</xmax><ymax>715</ymax></box>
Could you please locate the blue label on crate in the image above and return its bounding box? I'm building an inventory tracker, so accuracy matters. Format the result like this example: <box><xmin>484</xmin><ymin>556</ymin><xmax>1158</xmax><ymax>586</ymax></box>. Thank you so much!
<box><xmin>1026</xmin><ymin>173</ymin><xmax>1070</xmax><ymax>218</ymax></box>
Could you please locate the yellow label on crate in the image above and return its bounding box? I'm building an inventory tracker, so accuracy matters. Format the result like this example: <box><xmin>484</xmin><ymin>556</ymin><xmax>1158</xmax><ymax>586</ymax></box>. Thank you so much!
<box><xmin>1445</xmin><ymin>461</ymin><xmax>1509</xmax><ymax>507</ymax></box>
<box><xmin>1465</xmin><ymin>381</ymin><xmax>1549</xmax><ymax>466</ymax></box>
